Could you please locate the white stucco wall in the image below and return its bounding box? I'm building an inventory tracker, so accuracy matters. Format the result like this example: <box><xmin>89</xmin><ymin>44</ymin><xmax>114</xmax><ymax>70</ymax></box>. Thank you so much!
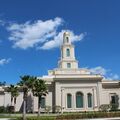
<box><xmin>55</xmin><ymin>80</ymin><xmax>100</xmax><ymax>112</ymax></box>
<box><xmin>101</xmin><ymin>88</ymin><xmax>120</xmax><ymax>109</ymax></box>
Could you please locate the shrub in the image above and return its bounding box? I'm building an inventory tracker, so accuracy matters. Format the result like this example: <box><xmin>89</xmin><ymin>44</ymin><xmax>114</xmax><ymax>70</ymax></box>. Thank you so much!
<box><xmin>56</xmin><ymin>112</ymin><xmax>120</xmax><ymax>119</ymax></box>
<box><xmin>99</xmin><ymin>104</ymin><xmax>111</xmax><ymax>112</ymax></box>
<box><xmin>54</xmin><ymin>106</ymin><xmax>61</xmax><ymax>113</ymax></box>
<box><xmin>0</xmin><ymin>106</ymin><xmax>6</xmax><ymax>113</ymax></box>
<box><xmin>6</xmin><ymin>106</ymin><xmax>15</xmax><ymax>113</ymax></box>
<box><xmin>45</xmin><ymin>106</ymin><xmax>52</xmax><ymax>114</ymax></box>
<box><xmin>110</xmin><ymin>103</ymin><xmax>119</xmax><ymax>111</ymax></box>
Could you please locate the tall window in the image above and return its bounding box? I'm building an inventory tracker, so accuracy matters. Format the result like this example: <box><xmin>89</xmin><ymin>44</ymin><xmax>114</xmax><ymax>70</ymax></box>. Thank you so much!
<box><xmin>111</xmin><ymin>96</ymin><xmax>116</xmax><ymax>104</ymax></box>
<box><xmin>110</xmin><ymin>93</ymin><xmax>119</xmax><ymax>110</ymax></box>
<box><xmin>67</xmin><ymin>63</ymin><xmax>71</xmax><ymax>68</ymax></box>
<box><xmin>66</xmin><ymin>48</ymin><xmax>70</xmax><ymax>57</ymax></box>
<box><xmin>110</xmin><ymin>93</ymin><xmax>118</xmax><ymax>104</ymax></box>
<box><xmin>87</xmin><ymin>93</ymin><xmax>92</xmax><ymax>108</ymax></box>
<box><xmin>66</xmin><ymin>37</ymin><xmax>69</xmax><ymax>43</ymax></box>
<box><xmin>67</xmin><ymin>94</ymin><xmax>72</xmax><ymax>108</ymax></box>
<box><xmin>41</xmin><ymin>97</ymin><xmax>45</xmax><ymax>108</ymax></box>
<box><xmin>76</xmin><ymin>92</ymin><xmax>83</xmax><ymax>108</ymax></box>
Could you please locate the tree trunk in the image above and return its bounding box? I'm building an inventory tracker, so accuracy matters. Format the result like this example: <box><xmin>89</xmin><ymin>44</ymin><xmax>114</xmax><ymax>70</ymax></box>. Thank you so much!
<box><xmin>14</xmin><ymin>98</ymin><xmax>16</xmax><ymax>113</ymax></box>
<box><xmin>23</xmin><ymin>98</ymin><xmax>26</xmax><ymax>120</ymax></box>
<box><xmin>38</xmin><ymin>96</ymin><xmax>41</xmax><ymax>117</ymax></box>
<box><xmin>14</xmin><ymin>102</ymin><xmax>16</xmax><ymax>113</ymax></box>
<box><xmin>31</xmin><ymin>92</ymin><xmax>34</xmax><ymax>113</ymax></box>
<box><xmin>11</xmin><ymin>96</ymin><xmax>13</xmax><ymax>106</ymax></box>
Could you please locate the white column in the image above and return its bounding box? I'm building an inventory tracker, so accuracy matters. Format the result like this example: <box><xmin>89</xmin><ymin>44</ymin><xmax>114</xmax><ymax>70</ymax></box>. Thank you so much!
<box><xmin>72</xmin><ymin>94</ymin><xmax>75</xmax><ymax>110</ymax></box>
<box><xmin>97</xmin><ymin>82</ymin><xmax>101</xmax><ymax>109</ymax></box>
<box><xmin>92</xmin><ymin>88</ymin><xmax>95</xmax><ymax>110</ymax></box>
<box><xmin>55</xmin><ymin>82</ymin><xmax>61</xmax><ymax>106</ymax></box>
<box><xmin>84</xmin><ymin>93</ymin><xmax>87</xmax><ymax>111</ymax></box>
<box><xmin>92</xmin><ymin>87</ymin><xmax>98</xmax><ymax>111</ymax></box>
<box><xmin>97</xmin><ymin>82</ymin><xmax>102</xmax><ymax>107</ymax></box>
<box><xmin>61</xmin><ymin>88</ymin><xmax>64</xmax><ymax>113</ymax></box>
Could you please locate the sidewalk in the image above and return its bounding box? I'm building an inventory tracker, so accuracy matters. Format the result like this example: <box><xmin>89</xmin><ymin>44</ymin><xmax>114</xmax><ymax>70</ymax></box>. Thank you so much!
<box><xmin>78</xmin><ymin>118</ymin><xmax>120</xmax><ymax>120</ymax></box>
<box><xmin>0</xmin><ymin>117</ymin><xmax>120</xmax><ymax>120</ymax></box>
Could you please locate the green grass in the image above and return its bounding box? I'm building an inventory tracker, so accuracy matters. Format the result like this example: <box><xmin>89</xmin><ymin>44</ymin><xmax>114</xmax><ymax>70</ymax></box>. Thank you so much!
<box><xmin>0</xmin><ymin>114</ymin><xmax>56</xmax><ymax>120</ymax></box>
<box><xmin>16</xmin><ymin>116</ymin><xmax>56</xmax><ymax>120</ymax></box>
<box><xmin>1</xmin><ymin>111</ymin><xmax>120</xmax><ymax>120</ymax></box>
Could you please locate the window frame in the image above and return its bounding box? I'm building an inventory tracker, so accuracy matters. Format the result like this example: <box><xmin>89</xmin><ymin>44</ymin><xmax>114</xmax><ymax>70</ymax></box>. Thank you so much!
<box><xmin>87</xmin><ymin>93</ymin><xmax>92</xmax><ymax>108</ymax></box>
<box><xmin>67</xmin><ymin>63</ymin><xmax>71</xmax><ymax>68</ymax></box>
<box><xmin>41</xmin><ymin>97</ymin><xmax>45</xmax><ymax>108</ymax></box>
<box><xmin>76</xmin><ymin>92</ymin><xmax>84</xmax><ymax>108</ymax></box>
<box><xmin>66</xmin><ymin>48</ymin><xmax>70</xmax><ymax>57</ymax></box>
<box><xmin>67</xmin><ymin>93</ymin><xmax>72</xmax><ymax>108</ymax></box>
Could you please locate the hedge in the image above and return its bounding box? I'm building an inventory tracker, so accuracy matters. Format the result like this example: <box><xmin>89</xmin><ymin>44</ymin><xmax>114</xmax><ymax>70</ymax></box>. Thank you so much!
<box><xmin>56</xmin><ymin>112</ymin><xmax>120</xmax><ymax>119</ymax></box>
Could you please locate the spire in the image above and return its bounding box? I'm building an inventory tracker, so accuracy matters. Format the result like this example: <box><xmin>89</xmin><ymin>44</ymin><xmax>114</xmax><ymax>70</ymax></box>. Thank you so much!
<box><xmin>63</xmin><ymin>31</ymin><xmax>71</xmax><ymax>44</ymax></box>
<box><xmin>58</xmin><ymin>32</ymin><xmax>78</xmax><ymax>69</ymax></box>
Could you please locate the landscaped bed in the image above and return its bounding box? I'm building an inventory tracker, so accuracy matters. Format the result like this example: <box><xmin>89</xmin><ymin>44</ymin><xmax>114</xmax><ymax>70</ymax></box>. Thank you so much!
<box><xmin>56</xmin><ymin>112</ymin><xmax>120</xmax><ymax>120</ymax></box>
<box><xmin>1</xmin><ymin>111</ymin><xmax>120</xmax><ymax>120</ymax></box>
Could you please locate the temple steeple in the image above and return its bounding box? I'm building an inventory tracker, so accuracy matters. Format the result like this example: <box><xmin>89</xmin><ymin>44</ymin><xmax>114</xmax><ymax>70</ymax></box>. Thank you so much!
<box><xmin>63</xmin><ymin>32</ymin><xmax>71</xmax><ymax>44</ymax></box>
<box><xmin>58</xmin><ymin>32</ymin><xmax>78</xmax><ymax>69</ymax></box>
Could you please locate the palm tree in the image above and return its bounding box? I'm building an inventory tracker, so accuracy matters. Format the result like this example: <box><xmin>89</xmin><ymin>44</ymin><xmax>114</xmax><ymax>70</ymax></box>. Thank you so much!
<box><xmin>32</xmin><ymin>79</ymin><xmax>48</xmax><ymax>117</ymax></box>
<box><xmin>7</xmin><ymin>84</ymin><xmax>19</xmax><ymax>112</ymax></box>
<box><xmin>17</xmin><ymin>75</ymin><xmax>31</xmax><ymax>120</ymax></box>
<box><xmin>28</xmin><ymin>76</ymin><xmax>37</xmax><ymax>113</ymax></box>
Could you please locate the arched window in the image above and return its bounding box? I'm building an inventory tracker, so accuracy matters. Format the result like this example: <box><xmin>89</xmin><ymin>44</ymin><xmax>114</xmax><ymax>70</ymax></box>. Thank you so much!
<box><xmin>76</xmin><ymin>92</ymin><xmax>83</xmax><ymax>108</ymax></box>
<box><xmin>41</xmin><ymin>97</ymin><xmax>45</xmax><ymax>108</ymax></box>
<box><xmin>66</xmin><ymin>37</ymin><xmax>69</xmax><ymax>43</ymax></box>
<box><xmin>67</xmin><ymin>94</ymin><xmax>72</xmax><ymax>108</ymax></box>
<box><xmin>66</xmin><ymin>48</ymin><xmax>70</xmax><ymax>57</ymax></box>
<box><xmin>87</xmin><ymin>93</ymin><xmax>92</xmax><ymax>108</ymax></box>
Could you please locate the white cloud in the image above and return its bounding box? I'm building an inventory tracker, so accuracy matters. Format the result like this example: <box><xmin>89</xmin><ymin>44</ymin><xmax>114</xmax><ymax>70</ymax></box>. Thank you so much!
<box><xmin>90</xmin><ymin>66</ymin><xmax>107</xmax><ymax>76</ymax></box>
<box><xmin>107</xmin><ymin>73</ymin><xmax>119</xmax><ymax>80</ymax></box>
<box><xmin>40</xmin><ymin>30</ymin><xmax>86</xmax><ymax>50</ymax></box>
<box><xmin>6</xmin><ymin>17</ymin><xmax>86</xmax><ymax>50</ymax></box>
<box><xmin>0</xmin><ymin>20</ymin><xmax>5</xmax><ymax>26</ymax></box>
<box><xmin>112</xmin><ymin>74</ymin><xmax>119</xmax><ymax>79</ymax></box>
<box><xmin>89</xmin><ymin>66</ymin><xmax>119</xmax><ymax>80</ymax></box>
<box><xmin>0</xmin><ymin>58</ymin><xmax>11</xmax><ymax>66</ymax></box>
<box><xmin>7</xmin><ymin>17</ymin><xmax>63</xmax><ymax>49</ymax></box>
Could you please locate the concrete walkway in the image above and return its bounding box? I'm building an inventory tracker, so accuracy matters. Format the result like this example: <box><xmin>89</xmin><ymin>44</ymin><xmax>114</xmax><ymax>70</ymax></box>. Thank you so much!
<box><xmin>0</xmin><ymin>117</ymin><xmax>120</xmax><ymax>120</ymax></box>
<box><xmin>0</xmin><ymin>118</ymin><xmax>10</xmax><ymax>120</ymax></box>
<box><xmin>78</xmin><ymin>118</ymin><xmax>120</xmax><ymax>120</ymax></box>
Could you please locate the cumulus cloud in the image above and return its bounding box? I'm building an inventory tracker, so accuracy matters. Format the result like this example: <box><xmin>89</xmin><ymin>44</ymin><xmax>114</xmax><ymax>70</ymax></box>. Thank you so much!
<box><xmin>107</xmin><ymin>73</ymin><xmax>119</xmax><ymax>80</ymax></box>
<box><xmin>6</xmin><ymin>17</ymin><xmax>86</xmax><ymax>50</ymax></box>
<box><xmin>0</xmin><ymin>20</ymin><xmax>5</xmax><ymax>26</ymax></box>
<box><xmin>7</xmin><ymin>17</ymin><xmax>63</xmax><ymax>49</ymax></box>
<box><xmin>40</xmin><ymin>30</ymin><xmax>86</xmax><ymax>50</ymax></box>
<box><xmin>89</xmin><ymin>66</ymin><xmax>119</xmax><ymax>80</ymax></box>
<box><xmin>0</xmin><ymin>58</ymin><xmax>11</xmax><ymax>66</ymax></box>
<box><xmin>90</xmin><ymin>66</ymin><xmax>107</xmax><ymax>76</ymax></box>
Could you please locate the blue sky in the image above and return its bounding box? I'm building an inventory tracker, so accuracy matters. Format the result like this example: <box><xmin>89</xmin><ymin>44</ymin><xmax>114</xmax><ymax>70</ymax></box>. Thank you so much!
<box><xmin>0</xmin><ymin>0</ymin><xmax>120</xmax><ymax>84</ymax></box>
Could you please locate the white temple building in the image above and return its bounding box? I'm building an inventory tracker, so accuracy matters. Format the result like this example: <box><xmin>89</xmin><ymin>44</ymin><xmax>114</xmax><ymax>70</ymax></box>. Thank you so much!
<box><xmin>0</xmin><ymin>32</ymin><xmax>120</xmax><ymax>112</ymax></box>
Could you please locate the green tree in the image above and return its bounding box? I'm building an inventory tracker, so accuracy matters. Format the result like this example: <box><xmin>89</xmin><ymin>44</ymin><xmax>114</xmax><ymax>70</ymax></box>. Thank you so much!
<box><xmin>7</xmin><ymin>84</ymin><xmax>19</xmax><ymax>112</ymax></box>
<box><xmin>17</xmin><ymin>75</ymin><xmax>31</xmax><ymax>120</ymax></box>
<box><xmin>32</xmin><ymin>79</ymin><xmax>48</xmax><ymax>117</ymax></box>
<box><xmin>0</xmin><ymin>81</ymin><xmax>6</xmax><ymax>86</ymax></box>
<box><xmin>28</xmin><ymin>76</ymin><xmax>37</xmax><ymax>113</ymax></box>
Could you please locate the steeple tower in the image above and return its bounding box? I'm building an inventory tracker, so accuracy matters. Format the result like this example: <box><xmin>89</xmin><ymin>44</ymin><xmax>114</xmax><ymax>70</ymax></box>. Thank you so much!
<box><xmin>58</xmin><ymin>32</ymin><xmax>78</xmax><ymax>69</ymax></box>
<box><xmin>63</xmin><ymin>32</ymin><xmax>71</xmax><ymax>44</ymax></box>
